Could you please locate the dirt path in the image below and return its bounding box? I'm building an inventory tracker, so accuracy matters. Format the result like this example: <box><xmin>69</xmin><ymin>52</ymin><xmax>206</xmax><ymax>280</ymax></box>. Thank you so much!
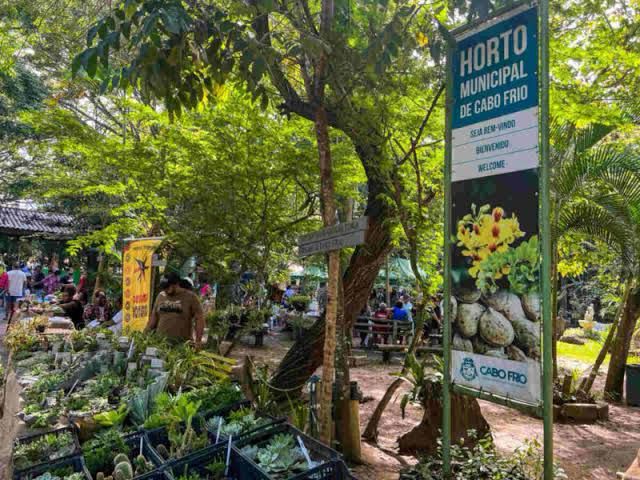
<box><xmin>231</xmin><ymin>330</ymin><xmax>640</xmax><ymax>479</ymax></box>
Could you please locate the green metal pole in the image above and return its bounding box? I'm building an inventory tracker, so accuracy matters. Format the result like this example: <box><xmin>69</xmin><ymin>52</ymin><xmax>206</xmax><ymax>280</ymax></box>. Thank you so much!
<box><xmin>540</xmin><ymin>0</ymin><xmax>554</xmax><ymax>478</ymax></box>
<box><xmin>442</xmin><ymin>42</ymin><xmax>454</xmax><ymax>479</ymax></box>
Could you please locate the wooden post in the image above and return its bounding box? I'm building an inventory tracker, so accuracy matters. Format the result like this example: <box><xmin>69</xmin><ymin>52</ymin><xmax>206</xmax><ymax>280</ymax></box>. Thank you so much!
<box><xmin>385</xmin><ymin>255</ymin><xmax>391</xmax><ymax>306</ymax></box>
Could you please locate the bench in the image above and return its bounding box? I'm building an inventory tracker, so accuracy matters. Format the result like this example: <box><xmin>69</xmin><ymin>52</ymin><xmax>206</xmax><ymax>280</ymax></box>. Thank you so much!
<box><xmin>353</xmin><ymin>317</ymin><xmax>413</xmax><ymax>347</ymax></box>
<box><xmin>377</xmin><ymin>344</ymin><xmax>408</xmax><ymax>363</ymax></box>
<box><xmin>416</xmin><ymin>345</ymin><xmax>443</xmax><ymax>356</ymax></box>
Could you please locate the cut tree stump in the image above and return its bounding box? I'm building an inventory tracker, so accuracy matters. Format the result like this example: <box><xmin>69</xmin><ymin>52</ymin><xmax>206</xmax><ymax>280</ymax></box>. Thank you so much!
<box><xmin>398</xmin><ymin>378</ymin><xmax>490</xmax><ymax>455</ymax></box>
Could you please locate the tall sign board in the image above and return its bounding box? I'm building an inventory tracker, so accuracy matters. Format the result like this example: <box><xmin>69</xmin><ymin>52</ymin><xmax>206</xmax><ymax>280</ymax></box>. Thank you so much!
<box><xmin>449</xmin><ymin>4</ymin><xmax>541</xmax><ymax>406</ymax></box>
<box><xmin>443</xmin><ymin>0</ymin><xmax>552</xmax><ymax>477</ymax></box>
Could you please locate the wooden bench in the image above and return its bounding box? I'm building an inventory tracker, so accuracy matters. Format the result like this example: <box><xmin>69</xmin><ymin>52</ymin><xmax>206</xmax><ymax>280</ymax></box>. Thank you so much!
<box><xmin>377</xmin><ymin>344</ymin><xmax>408</xmax><ymax>363</ymax></box>
<box><xmin>353</xmin><ymin>317</ymin><xmax>413</xmax><ymax>347</ymax></box>
<box><xmin>416</xmin><ymin>345</ymin><xmax>443</xmax><ymax>356</ymax></box>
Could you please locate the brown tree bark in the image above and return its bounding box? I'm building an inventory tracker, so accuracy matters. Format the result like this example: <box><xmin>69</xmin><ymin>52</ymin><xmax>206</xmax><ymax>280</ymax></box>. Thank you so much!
<box><xmin>579</xmin><ymin>275</ymin><xmax>630</xmax><ymax>394</ymax></box>
<box><xmin>315</xmin><ymin>105</ymin><xmax>339</xmax><ymax>443</ymax></box>
<box><xmin>605</xmin><ymin>280</ymin><xmax>640</xmax><ymax>401</ymax></box>
<box><xmin>398</xmin><ymin>379</ymin><xmax>490</xmax><ymax>455</ymax></box>
<box><xmin>362</xmin><ymin>308</ymin><xmax>427</xmax><ymax>442</ymax></box>
<box><xmin>269</xmin><ymin>199</ymin><xmax>391</xmax><ymax>391</ymax></box>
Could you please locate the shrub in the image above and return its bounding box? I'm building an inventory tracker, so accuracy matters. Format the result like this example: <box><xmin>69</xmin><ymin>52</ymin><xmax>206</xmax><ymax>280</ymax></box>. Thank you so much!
<box><xmin>400</xmin><ymin>432</ymin><xmax>567</xmax><ymax>480</ymax></box>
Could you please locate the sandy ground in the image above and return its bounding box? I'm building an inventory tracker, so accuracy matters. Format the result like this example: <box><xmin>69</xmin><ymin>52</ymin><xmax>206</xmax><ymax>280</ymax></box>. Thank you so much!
<box><xmin>232</xmin><ymin>329</ymin><xmax>640</xmax><ymax>479</ymax></box>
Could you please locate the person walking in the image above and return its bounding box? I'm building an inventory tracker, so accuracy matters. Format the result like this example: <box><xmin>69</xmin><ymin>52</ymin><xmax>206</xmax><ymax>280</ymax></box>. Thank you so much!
<box><xmin>144</xmin><ymin>272</ymin><xmax>205</xmax><ymax>346</ymax></box>
<box><xmin>6</xmin><ymin>262</ymin><xmax>27</xmax><ymax>324</ymax></box>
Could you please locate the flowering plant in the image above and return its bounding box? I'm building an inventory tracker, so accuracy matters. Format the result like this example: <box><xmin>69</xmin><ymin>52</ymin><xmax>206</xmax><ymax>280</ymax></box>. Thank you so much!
<box><xmin>456</xmin><ymin>204</ymin><xmax>524</xmax><ymax>278</ymax></box>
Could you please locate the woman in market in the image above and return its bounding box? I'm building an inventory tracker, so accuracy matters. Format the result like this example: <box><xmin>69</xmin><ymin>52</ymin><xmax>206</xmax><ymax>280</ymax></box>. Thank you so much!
<box><xmin>83</xmin><ymin>289</ymin><xmax>112</xmax><ymax>325</ymax></box>
<box><xmin>42</xmin><ymin>269</ymin><xmax>60</xmax><ymax>296</ymax></box>
<box><xmin>58</xmin><ymin>285</ymin><xmax>85</xmax><ymax>329</ymax></box>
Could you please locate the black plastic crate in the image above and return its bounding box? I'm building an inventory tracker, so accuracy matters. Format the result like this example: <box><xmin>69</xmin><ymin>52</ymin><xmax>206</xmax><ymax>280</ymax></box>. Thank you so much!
<box><xmin>289</xmin><ymin>460</ymin><xmax>354</xmax><ymax>480</ymax></box>
<box><xmin>164</xmin><ymin>443</ymin><xmax>268</xmax><ymax>480</ymax></box>
<box><xmin>146</xmin><ymin>422</ymin><xmax>213</xmax><ymax>466</ymax></box>
<box><xmin>13</xmin><ymin>426</ymin><xmax>81</xmax><ymax>476</ymax></box>
<box><xmin>204</xmin><ymin>409</ymin><xmax>285</xmax><ymax>448</ymax></box>
<box><xmin>83</xmin><ymin>430</ymin><xmax>162</xmax><ymax>479</ymax></box>
<box><xmin>134</xmin><ymin>471</ymin><xmax>172</xmax><ymax>480</ymax></box>
<box><xmin>235</xmin><ymin>423</ymin><xmax>341</xmax><ymax>463</ymax></box>
<box><xmin>13</xmin><ymin>454</ymin><xmax>90</xmax><ymax>480</ymax></box>
<box><xmin>199</xmin><ymin>399</ymin><xmax>252</xmax><ymax>421</ymax></box>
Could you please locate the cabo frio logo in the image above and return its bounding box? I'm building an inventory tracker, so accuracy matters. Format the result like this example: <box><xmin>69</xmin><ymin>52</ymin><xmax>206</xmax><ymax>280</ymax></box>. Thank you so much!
<box><xmin>460</xmin><ymin>357</ymin><xmax>478</xmax><ymax>381</ymax></box>
<box><xmin>460</xmin><ymin>357</ymin><xmax>528</xmax><ymax>385</ymax></box>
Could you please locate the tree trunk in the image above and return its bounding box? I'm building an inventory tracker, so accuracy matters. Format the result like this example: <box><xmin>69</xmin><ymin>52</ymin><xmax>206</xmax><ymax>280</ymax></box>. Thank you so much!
<box><xmin>579</xmin><ymin>275</ymin><xmax>630</xmax><ymax>394</ymax></box>
<box><xmin>270</xmin><ymin>182</ymin><xmax>392</xmax><ymax>390</ymax></box>
<box><xmin>397</xmin><ymin>379</ymin><xmax>490</xmax><ymax>455</ymax></box>
<box><xmin>605</xmin><ymin>280</ymin><xmax>640</xmax><ymax>401</ymax></box>
<box><xmin>314</xmin><ymin>101</ymin><xmax>339</xmax><ymax>445</ymax></box>
<box><xmin>93</xmin><ymin>253</ymin><xmax>105</xmax><ymax>293</ymax></box>
<box><xmin>363</xmin><ymin>306</ymin><xmax>426</xmax><ymax>442</ymax></box>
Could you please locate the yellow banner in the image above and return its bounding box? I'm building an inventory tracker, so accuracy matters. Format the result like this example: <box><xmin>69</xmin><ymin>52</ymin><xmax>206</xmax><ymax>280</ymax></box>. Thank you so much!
<box><xmin>122</xmin><ymin>238</ymin><xmax>162</xmax><ymax>332</ymax></box>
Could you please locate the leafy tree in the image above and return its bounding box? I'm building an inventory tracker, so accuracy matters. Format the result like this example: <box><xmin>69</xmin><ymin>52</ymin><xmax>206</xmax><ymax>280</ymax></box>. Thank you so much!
<box><xmin>73</xmin><ymin>0</ymin><xmax>449</xmax><ymax>393</ymax></box>
<box><xmin>551</xmin><ymin>121</ymin><xmax>640</xmax><ymax>397</ymax></box>
<box><xmin>22</xmin><ymin>92</ymin><xmax>335</xmax><ymax>281</ymax></box>
<box><xmin>0</xmin><ymin>64</ymin><xmax>48</xmax><ymax>201</ymax></box>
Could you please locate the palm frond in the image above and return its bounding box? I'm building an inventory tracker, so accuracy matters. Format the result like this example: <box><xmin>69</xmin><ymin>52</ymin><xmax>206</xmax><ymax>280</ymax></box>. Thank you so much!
<box><xmin>555</xmin><ymin>201</ymin><xmax>632</xmax><ymax>260</ymax></box>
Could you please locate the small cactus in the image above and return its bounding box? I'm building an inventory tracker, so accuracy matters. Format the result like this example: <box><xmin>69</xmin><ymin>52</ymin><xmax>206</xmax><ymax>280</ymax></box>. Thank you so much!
<box><xmin>134</xmin><ymin>454</ymin><xmax>152</xmax><ymax>474</ymax></box>
<box><xmin>96</xmin><ymin>473</ymin><xmax>105</xmax><ymax>480</ymax></box>
<box><xmin>113</xmin><ymin>460</ymin><xmax>134</xmax><ymax>480</ymax></box>
<box><xmin>156</xmin><ymin>443</ymin><xmax>170</xmax><ymax>460</ymax></box>
<box><xmin>113</xmin><ymin>453</ymin><xmax>130</xmax><ymax>466</ymax></box>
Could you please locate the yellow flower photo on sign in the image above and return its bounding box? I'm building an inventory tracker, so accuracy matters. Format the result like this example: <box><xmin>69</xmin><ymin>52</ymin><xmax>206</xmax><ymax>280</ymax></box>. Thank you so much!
<box><xmin>456</xmin><ymin>204</ymin><xmax>524</xmax><ymax>278</ymax></box>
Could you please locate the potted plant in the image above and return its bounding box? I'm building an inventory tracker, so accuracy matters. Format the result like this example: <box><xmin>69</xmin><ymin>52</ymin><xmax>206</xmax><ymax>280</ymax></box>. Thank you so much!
<box><xmin>288</xmin><ymin>295</ymin><xmax>310</xmax><ymax>313</ymax></box>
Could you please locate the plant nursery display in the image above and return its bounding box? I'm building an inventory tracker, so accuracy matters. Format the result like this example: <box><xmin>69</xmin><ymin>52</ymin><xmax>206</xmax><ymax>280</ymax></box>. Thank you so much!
<box><xmin>241</xmin><ymin>433</ymin><xmax>315</xmax><ymax>479</ymax></box>
<box><xmin>5</xmin><ymin>312</ymin><xmax>354</xmax><ymax>480</ymax></box>
<box><xmin>13</xmin><ymin>431</ymin><xmax>77</xmax><ymax>471</ymax></box>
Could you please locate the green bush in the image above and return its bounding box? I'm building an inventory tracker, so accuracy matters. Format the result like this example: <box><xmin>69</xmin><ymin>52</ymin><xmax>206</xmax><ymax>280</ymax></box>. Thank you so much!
<box><xmin>400</xmin><ymin>432</ymin><xmax>567</xmax><ymax>480</ymax></box>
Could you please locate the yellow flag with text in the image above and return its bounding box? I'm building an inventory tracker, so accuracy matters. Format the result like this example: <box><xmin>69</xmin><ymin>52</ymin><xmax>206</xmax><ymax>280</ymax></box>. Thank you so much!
<box><xmin>122</xmin><ymin>238</ymin><xmax>162</xmax><ymax>332</ymax></box>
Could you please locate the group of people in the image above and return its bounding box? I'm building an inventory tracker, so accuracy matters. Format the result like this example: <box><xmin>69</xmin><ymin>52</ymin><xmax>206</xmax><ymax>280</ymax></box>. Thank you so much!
<box><xmin>356</xmin><ymin>292</ymin><xmax>443</xmax><ymax>347</ymax></box>
<box><xmin>0</xmin><ymin>254</ymin><xmax>208</xmax><ymax>348</ymax></box>
<box><xmin>0</xmin><ymin>260</ymin><xmax>117</xmax><ymax>329</ymax></box>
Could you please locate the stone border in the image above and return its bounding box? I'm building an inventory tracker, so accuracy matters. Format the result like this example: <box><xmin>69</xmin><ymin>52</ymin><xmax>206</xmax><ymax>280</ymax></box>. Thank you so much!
<box><xmin>553</xmin><ymin>401</ymin><xmax>609</xmax><ymax>423</ymax></box>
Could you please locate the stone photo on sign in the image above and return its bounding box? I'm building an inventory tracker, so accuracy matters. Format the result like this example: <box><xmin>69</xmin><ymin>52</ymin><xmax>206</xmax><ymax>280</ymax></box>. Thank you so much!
<box><xmin>450</xmin><ymin>169</ymin><xmax>540</xmax><ymax>362</ymax></box>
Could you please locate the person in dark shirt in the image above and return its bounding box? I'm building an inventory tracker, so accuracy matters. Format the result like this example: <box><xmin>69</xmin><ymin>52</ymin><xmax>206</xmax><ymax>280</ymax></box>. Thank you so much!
<box><xmin>31</xmin><ymin>265</ymin><xmax>46</xmax><ymax>301</ymax></box>
<box><xmin>145</xmin><ymin>272</ymin><xmax>204</xmax><ymax>345</ymax></box>
<box><xmin>59</xmin><ymin>285</ymin><xmax>85</xmax><ymax>328</ymax></box>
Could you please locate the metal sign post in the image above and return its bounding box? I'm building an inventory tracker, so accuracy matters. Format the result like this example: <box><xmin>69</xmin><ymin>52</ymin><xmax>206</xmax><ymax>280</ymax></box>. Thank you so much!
<box><xmin>442</xmin><ymin>0</ymin><xmax>552</xmax><ymax>477</ymax></box>
<box><xmin>540</xmin><ymin>0</ymin><xmax>553</xmax><ymax>477</ymax></box>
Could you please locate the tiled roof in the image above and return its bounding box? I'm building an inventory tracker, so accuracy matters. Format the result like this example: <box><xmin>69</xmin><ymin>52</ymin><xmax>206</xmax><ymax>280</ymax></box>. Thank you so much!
<box><xmin>0</xmin><ymin>207</ymin><xmax>75</xmax><ymax>238</ymax></box>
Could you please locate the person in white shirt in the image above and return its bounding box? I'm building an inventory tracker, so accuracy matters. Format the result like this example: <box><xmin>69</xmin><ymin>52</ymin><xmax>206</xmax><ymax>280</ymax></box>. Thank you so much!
<box><xmin>6</xmin><ymin>262</ymin><xmax>27</xmax><ymax>324</ymax></box>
